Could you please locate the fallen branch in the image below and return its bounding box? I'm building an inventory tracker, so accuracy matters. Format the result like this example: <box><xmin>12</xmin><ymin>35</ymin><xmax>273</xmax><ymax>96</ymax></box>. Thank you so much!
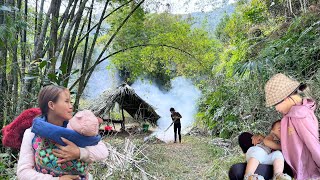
<box><xmin>96</xmin><ymin>138</ymin><xmax>158</xmax><ymax>179</ymax></box>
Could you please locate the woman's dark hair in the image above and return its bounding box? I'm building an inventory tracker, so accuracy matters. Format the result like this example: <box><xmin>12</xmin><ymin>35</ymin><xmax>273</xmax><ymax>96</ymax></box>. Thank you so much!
<box><xmin>299</xmin><ymin>83</ymin><xmax>307</xmax><ymax>91</ymax></box>
<box><xmin>38</xmin><ymin>85</ymin><xmax>67</xmax><ymax>116</ymax></box>
<box><xmin>271</xmin><ymin>119</ymin><xmax>281</xmax><ymax>130</ymax></box>
<box><xmin>170</xmin><ymin>107</ymin><xmax>175</xmax><ymax>111</ymax></box>
<box><xmin>292</xmin><ymin>83</ymin><xmax>307</xmax><ymax>95</ymax></box>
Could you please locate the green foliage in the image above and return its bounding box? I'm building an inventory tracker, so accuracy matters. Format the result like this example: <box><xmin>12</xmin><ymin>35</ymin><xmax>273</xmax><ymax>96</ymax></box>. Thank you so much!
<box><xmin>0</xmin><ymin>152</ymin><xmax>17</xmax><ymax>179</ymax></box>
<box><xmin>269</xmin><ymin>14</ymin><xmax>320</xmax><ymax>78</ymax></box>
<box><xmin>197</xmin><ymin>0</ymin><xmax>320</xmax><ymax>138</ymax></box>
<box><xmin>110</xmin><ymin>111</ymin><xmax>122</xmax><ymax>120</ymax></box>
<box><xmin>208</xmin><ymin>147</ymin><xmax>243</xmax><ymax>180</ymax></box>
<box><xmin>214</xmin><ymin>13</ymin><xmax>231</xmax><ymax>43</ymax></box>
<box><xmin>90</xmin><ymin>135</ymin><xmax>241</xmax><ymax>180</ymax></box>
<box><xmin>1</xmin><ymin>0</ymin><xmax>320</xmax><ymax>178</ymax></box>
<box><xmin>242</xmin><ymin>0</ymin><xmax>268</xmax><ymax>24</ymax></box>
<box><xmin>24</xmin><ymin>59</ymin><xmax>61</xmax><ymax>86</ymax></box>
<box><xmin>237</xmin><ymin>13</ymin><xmax>320</xmax><ymax>79</ymax></box>
<box><xmin>105</xmin><ymin>10</ymin><xmax>219</xmax><ymax>86</ymax></box>
<box><xmin>0</xmin><ymin>6</ymin><xmax>28</xmax><ymax>51</ymax></box>
<box><xmin>143</xmin><ymin>136</ymin><xmax>228</xmax><ymax>179</ymax></box>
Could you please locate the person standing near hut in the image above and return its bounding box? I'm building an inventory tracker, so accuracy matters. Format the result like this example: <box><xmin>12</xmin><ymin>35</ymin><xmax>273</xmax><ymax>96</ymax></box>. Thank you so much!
<box><xmin>170</xmin><ymin>107</ymin><xmax>182</xmax><ymax>143</ymax></box>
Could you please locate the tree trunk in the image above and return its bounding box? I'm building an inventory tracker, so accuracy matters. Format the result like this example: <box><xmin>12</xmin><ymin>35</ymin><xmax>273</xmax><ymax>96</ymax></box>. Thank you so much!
<box><xmin>53</xmin><ymin>0</ymin><xmax>89</xmax><ymax>60</ymax></box>
<box><xmin>0</xmin><ymin>0</ymin><xmax>7</xmax><ymax>126</ymax></box>
<box><xmin>71</xmin><ymin>0</ymin><xmax>134</xmax><ymax>54</ymax></box>
<box><xmin>35</xmin><ymin>0</ymin><xmax>45</xmax><ymax>41</ymax></box>
<box><xmin>63</xmin><ymin>3</ymin><xmax>90</xmax><ymax>87</ymax></box>
<box><xmin>82</xmin><ymin>0</ymin><xmax>145</xmax><ymax>89</ymax></box>
<box><xmin>57</xmin><ymin>0</ymin><xmax>76</xmax><ymax>44</ymax></box>
<box><xmin>69</xmin><ymin>0</ymin><xmax>145</xmax><ymax>92</ymax></box>
<box><xmin>48</xmin><ymin>0</ymin><xmax>62</xmax><ymax>74</ymax></box>
<box><xmin>74</xmin><ymin>0</ymin><xmax>110</xmax><ymax>110</ymax></box>
<box><xmin>19</xmin><ymin>0</ymin><xmax>27</xmax><ymax>80</ymax></box>
<box><xmin>73</xmin><ymin>0</ymin><xmax>94</xmax><ymax>111</ymax></box>
<box><xmin>22</xmin><ymin>0</ymin><xmax>52</xmax><ymax>109</ymax></box>
<box><xmin>60</xmin><ymin>0</ymin><xmax>80</xmax><ymax>86</ymax></box>
<box><xmin>17</xmin><ymin>0</ymin><xmax>28</xmax><ymax>113</ymax></box>
<box><xmin>11</xmin><ymin>0</ymin><xmax>20</xmax><ymax>118</ymax></box>
<box><xmin>121</xmin><ymin>107</ymin><xmax>125</xmax><ymax>130</ymax></box>
<box><xmin>34</xmin><ymin>0</ymin><xmax>38</xmax><ymax>42</ymax></box>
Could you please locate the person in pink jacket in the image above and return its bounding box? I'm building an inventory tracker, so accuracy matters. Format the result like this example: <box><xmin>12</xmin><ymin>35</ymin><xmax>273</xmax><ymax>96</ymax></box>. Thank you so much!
<box><xmin>17</xmin><ymin>85</ymin><xmax>109</xmax><ymax>180</ymax></box>
<box><xmin>265</xmin><ymin>73</ymin><xmax>320</xmax><ymax>180</ymax></box>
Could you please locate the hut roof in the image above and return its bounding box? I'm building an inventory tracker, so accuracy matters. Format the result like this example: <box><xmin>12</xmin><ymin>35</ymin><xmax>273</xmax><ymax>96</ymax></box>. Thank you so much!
<box><xmin>89</xmin><ymin>84</ymin><xmax>160</xmax><ymax>125</ymax></box>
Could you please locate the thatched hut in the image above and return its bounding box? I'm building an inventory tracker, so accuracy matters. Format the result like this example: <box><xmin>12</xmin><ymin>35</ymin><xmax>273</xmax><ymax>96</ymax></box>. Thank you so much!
<box><xmin>88</xmin><ymin>84</ymin><xmax>160</xmax><ymax>130</ymax></box>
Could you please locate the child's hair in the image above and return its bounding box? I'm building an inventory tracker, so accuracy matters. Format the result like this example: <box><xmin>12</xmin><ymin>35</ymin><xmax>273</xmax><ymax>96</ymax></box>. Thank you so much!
<box><xmin>298</xmin><ymin>84</ymin><xmax>307</xmax><ymax>92</ymax></box>
<box><xmin>271</xmin><ymin>119</ymin><xmax>281</xmax><ymax>130</ymax></box>
<box><xmin>38</xmin><ymin>85</ymin><xmax>68</xmax><ymax>116</ymax></box>
<box><xmin>289</xmin><ymin>84</ymin><xmax>309</xmax><ymax>104</ymax></box>
<box><xmin>291</xmin><ymin>83</ymin><xmax>307</xmax><ymax>95</ymax></box>
<box><xmin>170</xmin><ymin>107</ymin><xmax>175</xmax><ymax>111</ymax></box>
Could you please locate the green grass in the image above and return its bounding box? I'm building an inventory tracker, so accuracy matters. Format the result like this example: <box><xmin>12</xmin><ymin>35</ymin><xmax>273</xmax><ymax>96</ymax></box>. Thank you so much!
<box><xmin>1</xmin><ymin>134</ymin><xmax>244</xmax><ymax>179</ymax></box>
<box><xmin>133</xmin><ymin>135</ymin><xmax>243</xmax><ymax>180</ymax></box>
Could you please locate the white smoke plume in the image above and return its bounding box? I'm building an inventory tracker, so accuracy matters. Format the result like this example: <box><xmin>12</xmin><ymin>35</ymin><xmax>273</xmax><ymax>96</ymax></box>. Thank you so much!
<box><xmin>132</xmin><ymin>77</ymin><xmax>201</xmax><ymax>142</ymax></box>
<box><xmin>84</xmin><ymin>59</ymin><xmax>120</xmax><ymax>99</ymax></box>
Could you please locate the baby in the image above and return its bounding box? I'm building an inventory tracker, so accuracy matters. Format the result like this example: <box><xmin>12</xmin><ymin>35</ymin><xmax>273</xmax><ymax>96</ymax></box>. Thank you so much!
<box><xmin>67</xmin><ymin>110</ymin><xmax>102</xmax><ymax>136</ymax></box>
<box><xmin>244</xmin><ymin>120</ymin><xmax>291</xmax><ymax>180</ymax></box>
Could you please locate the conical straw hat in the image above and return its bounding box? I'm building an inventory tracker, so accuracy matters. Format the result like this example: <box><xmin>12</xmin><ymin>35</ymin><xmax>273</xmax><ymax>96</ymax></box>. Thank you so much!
<box><xmin>265</xmin><ymin>73</ymin><xmax>300</xmax><ymax>107</ymax></box>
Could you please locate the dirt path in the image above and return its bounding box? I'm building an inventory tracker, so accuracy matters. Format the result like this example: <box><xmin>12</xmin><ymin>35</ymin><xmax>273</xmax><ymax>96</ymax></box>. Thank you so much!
<box><xmin>103</xmin><ymin>132</ymin><xmax>242</xmax><ymax>179</ymax></box>
<box><xmin>145</xmin><ymin>136</ymin><xmax>218</xmax><ymax>180</ymax></box>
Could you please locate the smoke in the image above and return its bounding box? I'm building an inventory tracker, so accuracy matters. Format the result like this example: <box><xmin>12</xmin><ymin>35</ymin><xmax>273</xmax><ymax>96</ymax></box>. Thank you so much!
<box><xmin>132</xmin><ymin>77</ymin><xmax>201</xmax><ymax>142</ymax></box>
<box><xmin>83</xmin><ymin>59</ymin><xmax>120</xmax><ymax>99</ymax></box>
<box><xmin>81</xmin><ymin>58</ymin><xmax>201</xmax><ymax>142</ymax></box>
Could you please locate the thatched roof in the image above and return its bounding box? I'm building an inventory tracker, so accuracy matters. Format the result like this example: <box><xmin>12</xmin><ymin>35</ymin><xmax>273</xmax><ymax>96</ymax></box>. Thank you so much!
<box><xmin>89</xmin><ymin>84</ymin><xmax>160</xmax><ymax>125</ymax></box>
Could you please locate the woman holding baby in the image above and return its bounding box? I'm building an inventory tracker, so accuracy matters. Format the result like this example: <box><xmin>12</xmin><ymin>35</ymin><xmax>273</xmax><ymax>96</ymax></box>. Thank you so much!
<box><xmin>17</xmin><ymin>85</ymin><xmax>108</xmax><ymax>180</ymax></box>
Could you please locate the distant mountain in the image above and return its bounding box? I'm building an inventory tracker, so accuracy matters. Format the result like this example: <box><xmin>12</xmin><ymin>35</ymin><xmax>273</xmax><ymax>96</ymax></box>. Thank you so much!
<box><xmin>187</xmin><ymin>4</ymin><xmax>235</xmax><ymax>32</ymax></box>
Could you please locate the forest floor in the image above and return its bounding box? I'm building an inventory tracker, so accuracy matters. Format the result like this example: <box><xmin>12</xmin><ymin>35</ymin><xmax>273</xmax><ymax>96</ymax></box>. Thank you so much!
<box><xmin>0</xmin><ymin>125</ymin><xmax>243</xmax><ymax>180</ymax></box>
<box><xmin>97</xmin><ymin>128</ymin><xmax>244</xmax><ymax>180</ymax></box>
<box><xmin>144</xmin><ymin>136</ymin><xmax>228</xmax><ymax>180</ymax></box>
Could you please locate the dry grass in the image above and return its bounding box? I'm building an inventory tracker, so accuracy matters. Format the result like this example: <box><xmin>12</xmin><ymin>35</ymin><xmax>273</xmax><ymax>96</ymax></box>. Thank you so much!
<box><xmin>1</xmin><ymin>131</ymin><xmax>244</xmax><ymax>180</ymax></box>
<box><xmin>143</xmin><ymin>136</ymin><xmax>244</xmax><ymax>180</ymax></box>
<box><xmin>91</xmin><ymin>134</ymin><xmax>244</xmax><ymax>180</ymax></box>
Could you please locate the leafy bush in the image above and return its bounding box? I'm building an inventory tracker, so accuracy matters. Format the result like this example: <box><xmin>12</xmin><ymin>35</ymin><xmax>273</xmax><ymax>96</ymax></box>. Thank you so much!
<box><xmin>0</xmin><ymin>152</ymin><xmax>17</xmax><ymax>179</ymax></box>
<box><xmin>242</xmin><ymin>0</ymin><xmax>268</xmax><ymax>24</ymax></box>
<box><xmin>197</xmin><ymin>2</ymin><xmax>320</xmax><ymax>138</ymax></box>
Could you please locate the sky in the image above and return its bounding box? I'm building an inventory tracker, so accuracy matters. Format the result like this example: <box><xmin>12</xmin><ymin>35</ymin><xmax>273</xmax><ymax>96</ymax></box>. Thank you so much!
<box><xmin>31</xmin><ymin>0</ymin><xmax>236</xmax><ymax>15</ymax></box>
<box><xmin>144</xmin><ymin>0</ymin><xmax>236</xmax><ymax>14</ymax></box>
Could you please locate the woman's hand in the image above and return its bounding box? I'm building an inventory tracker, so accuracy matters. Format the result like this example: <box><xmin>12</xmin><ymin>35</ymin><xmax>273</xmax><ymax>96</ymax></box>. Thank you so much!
<box><xmin>59</xmin><ymin>175</ymin><xmax>80</xmax><ymax>180</ymax></box>
<box><xmin>263</xmin><ymin>135</ymin><xmax>281</xmax><ymax>150</ymax></box>
<box><xmin>251</xmin><ymin>134</ymin><xmax>265</xmax><ymax>145</ymax></box>
<box><xmin>53</xmin><ymin>137</ymin><xmax>80</xmax><ymax>163</ymax></box>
